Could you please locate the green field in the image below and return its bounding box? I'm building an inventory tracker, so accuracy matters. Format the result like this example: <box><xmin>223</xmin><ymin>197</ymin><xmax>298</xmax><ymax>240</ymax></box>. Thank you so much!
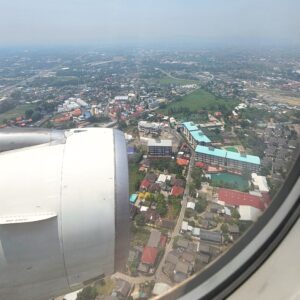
<box><xmin>224</xmin><ymin>146</ymin><xmax>239</xmax><ymax>153</ymax></box>
<box><xmin>0</xmin><ymin>103</ymin><xmax>36</xmax><ymax>123</ymax></box>
<box><xmin>157</xmin><ymin>76</ymin><xmax>197</xmax><ymax>86</ymax></box>
<box><xmin>129</xmin><ymin>163</ymin><xmax>144</xmax><ymax>194</ymax></box>
<box><xmin>158</xmin><ymin>88</ymin><xmax>238</xmax><ymax>115</ymax></box>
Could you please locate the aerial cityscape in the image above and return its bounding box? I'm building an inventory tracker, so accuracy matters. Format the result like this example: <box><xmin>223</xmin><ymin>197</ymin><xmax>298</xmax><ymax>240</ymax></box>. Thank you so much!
<box><xmin>0</xmin><ymin>0</ymin><xmax>300</xmax><ymax>299</ymax></box>
<box><xmin>0</xmin><ymin>45</ymin><xmax>299</xmax><ymax>299</ymax></box>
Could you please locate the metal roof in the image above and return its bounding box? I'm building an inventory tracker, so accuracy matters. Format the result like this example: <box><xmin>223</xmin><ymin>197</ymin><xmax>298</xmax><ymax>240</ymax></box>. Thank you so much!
<box><xmin>190</xmin><ymin>130</ymin><xmax>211</xmax><ymax>143</ymax></box>
<box><xmin>226</xmin><ymin>151</ymin><xmax>260</xmax><ymax>165</ymax></box>
<box><xmin>195</xmin><ymin>145</ymin><xmax>227</xmax><ymax>158</ymax></box>
<box><xmin>182</xmin><ymin>121</ymin><xmax>198</xmax><ymax>132</ymax></box>
<box><xmin>148</xmin><ymin>139</ymin><xmax>172</xmax><ymax>147</ymax></box>
<box><xmin>196</xmin><ymin>145</ymin><xmax>260</xmax><ymax>165</ymax></box>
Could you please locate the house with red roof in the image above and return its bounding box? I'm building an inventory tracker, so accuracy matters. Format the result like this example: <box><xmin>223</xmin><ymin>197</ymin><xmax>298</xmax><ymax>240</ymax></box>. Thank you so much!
<box><xmin>141</xmin><ymin>247</ymin><xmax>158</xmax><ymax>266</ymax></box>
<box><xmin>171</xmin><ymin>186</ymin><xmax>185</xmax><ymax>197</ymax></box>
<box><xmin>177</xmin><ymin>158</ymin><xmax>189</xmax><ymax>166</ymax></box>
<box><xmin>140</xmin><ymin>179</ymin><xmax>151</xmax><ymax>191</ymax></box>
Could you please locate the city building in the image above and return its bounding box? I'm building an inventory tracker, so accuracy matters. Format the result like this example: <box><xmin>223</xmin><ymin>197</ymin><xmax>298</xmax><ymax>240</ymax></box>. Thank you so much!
<box><xmin>195</xmin><ymin>146</ymin><xmax>227</xmax><ymax>167</ymax></box>
<box><xmin>182</xmin><ymin>121</ymin><xmax>198</xmax><ymax>140</ymax></box>
<box><xmin>182</xmin><ymin>121</ymin><xmax>211</xmax><ymax>148</ymax></box>
<box><xmin>190</xmin><ymin>130</ymin><xmax>211</xmax><ymax>148</ymax></box>
<box><xmin>217</xmin><ymin>188</ymin><xmax>265</xmax><ymax>221</ymax></box>
<box><xmin>138</xmin><ymin>121</ymin><xmax>161</xmax><ymax>135</ymax></box>
<box><xmin>148</xmin><ymin>139</ymin><xmax>172</xmax><ymax>157</ymax></box>
<box><xmin>226</xmin><ymin>151</ymin><xmax>260</xmax><ymax>172</ymax></box>
<box><xmin>195</xmin><ymin>145</ymin><xmax>260</xmax><ymax>172</ymax></box>
<box><xmin>251</xmin><ymin>173</ymin><xmax>270</xmax><ymax>193</ymax></box>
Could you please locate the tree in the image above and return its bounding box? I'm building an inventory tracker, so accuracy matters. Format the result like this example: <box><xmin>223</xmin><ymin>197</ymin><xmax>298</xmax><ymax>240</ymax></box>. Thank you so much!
<box><xmin>25</xmin><ymin>109</ymin><xmax>34</xmax><ymax>119</ymax></box>
<box><xmin>221</xmin><ymin>223</ymin><xmax>229</xmax><ymax>234</ymax></box>
<box><xmin>135</xmin><ymin>214</ymin><xmax>145</xmax><ymax>226</ymax></box>
<box><xmin>156</xmin><ymin>193</ymin><xmax>165</xmax><ymax>202</ymax></box>
<box><xmin>156</xmin><ymin>198</ymin><xmax>168</xmax><ymax>217</ymax></box>
<box><xmin>76</xmin><ymin>286</ymin><xmax>98</xmax><ymax>300</ymax></box>
<box><xmin>195</xmin><ymin>199</ymin><xmax>207</xmax><ymax>213</ymax></box>
<box><xmin>189</xmin><ymin>220</ymin><xmax>195</xmax><ymax>227</ymax></box>
<box><xmin>232</xmin><ymin>208</ymin><xmax>240</xmax><ymax>219</ymax></box>
<box><xmin>31</xmin><ymin>111</ymin><xmax>42</xmax><ymax>122</ymax></box>
<box><xmin>118</xmin><ymin>120</ymin><xmax>127</xmax><ymax>130</ymax></box>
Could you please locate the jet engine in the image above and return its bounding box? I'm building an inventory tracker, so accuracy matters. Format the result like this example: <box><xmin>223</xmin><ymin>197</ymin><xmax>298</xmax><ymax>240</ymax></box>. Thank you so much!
<box><xmin>0</xmin><ymin>128</ymin><xmax>129</xmax><ymax>300</ymax></box>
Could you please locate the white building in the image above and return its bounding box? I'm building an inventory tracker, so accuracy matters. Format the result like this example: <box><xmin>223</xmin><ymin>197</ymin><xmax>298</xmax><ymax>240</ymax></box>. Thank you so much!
<box><xmin>187</xmin><ymin>201</ymin><xmax>196</xmax><ymax>210</ymax></box>
<box><xmin>238</xmin><ymin>205</ymin><xmax>263</xmax><ymax>222</ymax></box>
<box><xmin>251</xmin><ymin>173</ymin><xmax>269</xmax><ymax>193</ymax></box>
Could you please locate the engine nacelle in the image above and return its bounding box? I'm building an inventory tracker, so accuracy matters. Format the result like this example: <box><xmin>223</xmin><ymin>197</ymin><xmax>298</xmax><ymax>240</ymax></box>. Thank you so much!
<box><xmin>0</xmin><ymin>128</ymin><xmax>129</xmax><ymax>300</ymax></box>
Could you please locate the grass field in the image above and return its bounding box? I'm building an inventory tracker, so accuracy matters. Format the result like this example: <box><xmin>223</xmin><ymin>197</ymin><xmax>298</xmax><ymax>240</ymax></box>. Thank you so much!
<box><xmin>95</xmin><ymin>278</ymin><xmax>115</xmax><ymax>296</ymax></box>
<box><xmin>224</xmin><ymin>146</ymin><xmax>239</xmax><ymax>153</ymax></box>
<box><xmin>129</xmin><ymin>163</ymin><xmax>144</xmax><ymax>194</ymax></box>
<box><xmin>131</xmin><ymin>226</ymin><xmax>150</xmax><ymax>247</ymax></box>
<box><xmin>0</xmin><ymin>103</ymin><xmax>36</xmax><ymax>123</ymax></box>
<box><xmin>157</xmin><ymin>76</ymin><xmax>197</xmax><ymax>86</ymax></box>
<box><xmin>158</xmin><ymin>88</ymin><xmax>238</xmax><ymax>115</ymax></box>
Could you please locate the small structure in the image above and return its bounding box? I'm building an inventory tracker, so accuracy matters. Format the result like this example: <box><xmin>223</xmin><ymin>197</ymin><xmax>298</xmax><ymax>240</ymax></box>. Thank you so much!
<box><xmin>141</xmin><ymin>247</ymin><xmax>158</xmax><ymax>266</ymax></box>
<box><xmin>147</xmin><ymin>230</ymin><xmax>162</xmax><ymax>248</ymax></box>
<box><xmin>166</xmin><ymin>251</ymin><xmax>180</xmax><ymax>265</ymax></box>
<box><xmin>181</xmin><ymin>221</ymin><xmax>189</xmax><ymax>232</ymax></box>
<box><xmin>200</xmin><ymin>229</ymin><xmax>223</xmax><ymax>244</ymax></box>
<box><xmin>152</xmin><ymin>283</ymin><xmax>172</xmax><ymax>297</ymax></box>
<box><xmin>187</xmin><ymin>201</ymin><xmax>196</xmax><ymax>210</ymax></box>
<box><xmin>171</xmin><ymin>186</ymin><xmax>185</xmax><ymax>197</ymax></box>
<box><xmin>129</xmin><ymin>194</ymin><xmax>138</xmax><ymax>204</ymax></box>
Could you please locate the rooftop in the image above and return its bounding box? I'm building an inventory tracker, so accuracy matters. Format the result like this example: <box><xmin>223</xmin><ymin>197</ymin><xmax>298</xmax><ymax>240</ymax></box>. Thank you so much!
<box><xmin>218</xmin><ymin>188</ymin><xmax>265</xmax><ymax>210</ymax></box>
<box><xmin>190</xmin><ymin>130</ymin><xmax>211</xmax><ymax>143</ymax></box>
<box><xmin>141</xmin><ymin>247</ymin><xmax>158</xmax><ymax>265</ymax></box>
<box><xmin>251</xmin><ymin>173</ymin><xmax>269</xmax><ymax>192</ymax></box>
<box><xmin>129</xmin><ymin>194</ymin><xmax>138</xmax><ymax>203</ymax></box>
<box><xmin>195</xmin><ymin>145</ymin><xmax>227</xmax><ymax>158</ymax></box>
<box><xmin>147</xmin><ymin>230</ymin><xmax>161</xmax><ymax>248</ymax></box>
<box><xmin>196</xmin><ymin>145</ymin><xmax>260</xmax><ymax>165</ymax></box>
<box><xmin>148</xmin><ymin>139</ymin><xmax>172</xmax><ymax>147</ymax></box>
<box><xmin>171</xmin><ymin>185</ymin><xmax>185</xmax><ymax>197</ymax></box>
<box><xmin>226</xmin><ymin>151</ymin><xmax>260</xmax><ymax>165</ymax></box>
<box><xmin>182</xmin><ymin>121</ymin><xmax>198</xmax><ymax>132</ymax></box>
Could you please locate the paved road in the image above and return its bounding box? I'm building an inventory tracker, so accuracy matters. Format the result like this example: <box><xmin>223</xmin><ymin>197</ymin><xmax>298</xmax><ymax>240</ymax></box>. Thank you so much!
<box><xmin>155</xmin><ymin>151</ymin><xmax>195</xmax><ymax>282</ymax></box>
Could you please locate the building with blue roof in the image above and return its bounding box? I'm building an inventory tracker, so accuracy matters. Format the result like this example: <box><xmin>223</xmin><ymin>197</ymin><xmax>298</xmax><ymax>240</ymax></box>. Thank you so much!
<box><xmin>182</xmin><ymin>121</ymin><xmax>198</xmax><ymax>143</ymax></box>
<box><xmin>182</xmin><ymin>121</ymin><xmax>199</xmax><ymax>132</ymax></box>
<box><xmin>195</xmin><ymin>145</ymin><xmax>260</xmax><ymax>172</ymax></box>
<box><xmin>226</xmin><ymin>151</ymin><xmax>260</xmax><ymax>172</ymax></box>
<box><xmin>195</xmin><ymin>145</ymin><xmax>227</xmax><ymax>166</ymax></box>
<box><xmin>182</xmin><ymin>121</ymin><xmax>211</xmax><ymax>148</ymax></box>
<box><xmin>129</xmin><ymin>194</ymin><xmax>138</xmax><ymax>204</ymax></box>
<box><xmin>190</xmin><ymin>130</ymin><xmax>211</xmax><ymax>148</ymax></box>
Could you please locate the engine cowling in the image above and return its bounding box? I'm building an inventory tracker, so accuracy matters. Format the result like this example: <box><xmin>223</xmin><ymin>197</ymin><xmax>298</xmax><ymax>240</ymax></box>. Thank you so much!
<box><xmin>0</xmin><ymin>128</ymin><xmax>129</xmax><ymax>300</ymax></box>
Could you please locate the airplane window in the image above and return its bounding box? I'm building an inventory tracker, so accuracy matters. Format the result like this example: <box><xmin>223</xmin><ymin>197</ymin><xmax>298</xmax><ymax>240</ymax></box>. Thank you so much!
<box><xmin>0</xmin><ymin>1</ymin><xmax>299</xmax><ymax>300</ymax></box>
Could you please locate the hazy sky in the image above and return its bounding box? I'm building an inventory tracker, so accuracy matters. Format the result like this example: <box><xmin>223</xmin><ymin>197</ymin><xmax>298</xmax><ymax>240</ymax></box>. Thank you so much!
<box><xmin>0</xmin><ymin>0</ymin><xmax>299</xmax><ymax>47</ymax></box>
